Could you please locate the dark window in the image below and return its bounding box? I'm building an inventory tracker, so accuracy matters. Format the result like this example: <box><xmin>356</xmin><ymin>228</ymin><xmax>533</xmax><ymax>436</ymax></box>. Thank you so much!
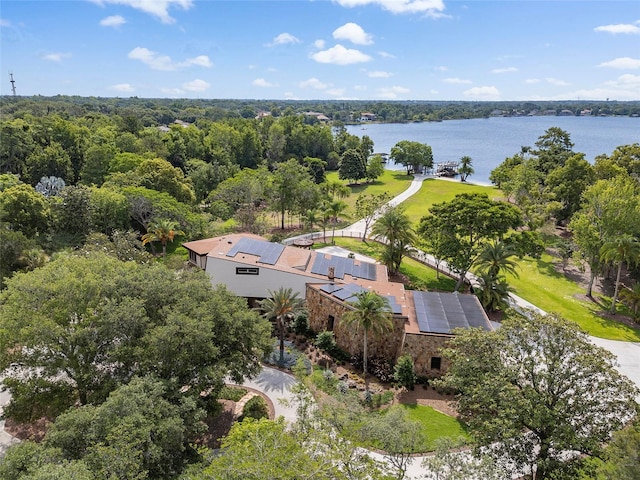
<box><xmin>430</xmin><ymin>357</ymin><xmax>442</xmax><ymax>370</ymax></box>
<box><xmin>327</xmin><ymin>315</ymin><xmax>335</xmax><ymax>331</ymax></box>
<box><xmin>236</xmin><ymin>267</ymin><xmax>259</xmax><ymax>275</ymax></box>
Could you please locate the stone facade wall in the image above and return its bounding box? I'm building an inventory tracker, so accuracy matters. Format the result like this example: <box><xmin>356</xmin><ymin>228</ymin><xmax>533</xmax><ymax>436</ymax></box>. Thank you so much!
<box><xmin>306</xmin><ymin>285</ymin><xmax>454</xmax><ymax>378</ymax></box>
<box><xmin>306</xmin><ymin>287</ymin><xmax>405</xmax><ymax>361</ymax></box>
<box><xmin>401</xmin><ymin>332</ymin><xmax>451</xmax><ymax>378</ymax></box>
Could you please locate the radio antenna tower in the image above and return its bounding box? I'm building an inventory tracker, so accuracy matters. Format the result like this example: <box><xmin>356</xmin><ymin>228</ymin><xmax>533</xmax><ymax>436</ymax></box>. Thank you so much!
<box><xmin>9</xmin><ymin>72</ymin><xmax>17</xmax><ymax>96</ymax></box>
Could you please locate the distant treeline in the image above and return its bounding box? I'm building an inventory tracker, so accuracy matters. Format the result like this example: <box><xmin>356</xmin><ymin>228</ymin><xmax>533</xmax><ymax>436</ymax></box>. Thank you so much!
<box><xmin>1</xmin><ymin>96</ymin><xmax>639</xmax><ymax>126</ymax></box>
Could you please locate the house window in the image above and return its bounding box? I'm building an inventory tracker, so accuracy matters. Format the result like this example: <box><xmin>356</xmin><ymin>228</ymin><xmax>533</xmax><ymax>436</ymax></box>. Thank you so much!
<box><xmin>236</xmin><ymin>267</ymin><xmax>259</xmax><ymax>275</ymax></box>
<box><xmin>430</xmin><ymin>357</ymin><xmax>442</xmax><ymax>371</ymax></box>
<box><xmin>327</xmin><ymin>315</ymin><xmax>335</xmax><ymax>331</ymax></box>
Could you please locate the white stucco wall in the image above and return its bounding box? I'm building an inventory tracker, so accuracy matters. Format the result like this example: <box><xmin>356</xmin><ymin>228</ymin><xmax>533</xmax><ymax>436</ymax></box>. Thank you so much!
<box><xmin>205</xmin><ymin>256</ymin><xmax>330</xmax><ymax>299</ymax></box>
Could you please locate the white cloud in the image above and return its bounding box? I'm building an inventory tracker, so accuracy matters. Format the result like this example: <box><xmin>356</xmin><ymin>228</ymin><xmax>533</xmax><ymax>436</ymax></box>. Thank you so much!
<box><xmin>442</xmin><ymin>77</ymin><xmax>472</xmax><ymax>84</ymax></box>
<box><xmin>333</xmin><ymin>22</ymin><xmax>373</xmax><ymax>45</ymax></box>
<box><xmin>326</xmin><ymin>88</ymin><xmax>346</xmax><ymax>96</ymax></box>
<box><xmin>368</xmin><ymin>70</ymin><xmax>392</xmax><ymax>78</ymax></box>
<box><xmin>310</xmin><ymin>44</ymin><xmax>372</xmax><ymax>65</ymax></box>
<box><xmin>100</xmin><ymin>15</ymin><xmax>126</xmax><ymax>27</ymax></box>
<box><xmin>109</xmin><ymin>83</ymin><xmax>135</xmax><ymax>92</ymax></box>
<box><xmin>314</xmin><ymin>39</ymin><xmax>326</xmax><ymax>49</ymax></box>
<box><xmin>41</xmin><ymin>52</ymin><xmax>71</xmax><ymax>62</ymax></box>
<box><xmin>598</xmin><ymin>57</ymin><xmax>640</xmax><ymax>69</ymax></box>
<box><xmin>334</xmin><ymin>0</ymin><xmax>445</xmax><ymax>16</ymax></box>
<box><xmin>354</xmin><ymin>84</ymin><xmax>368</xmax><ymax>90</ymax></box>
<box><xmin>284</xmin><ymin>92</ymin><xmax>299</xmax><ymax>100</ymax></box>
<box><xmin>188</xmin><ymin>55</ymin><xmax>213</xmax><ymax>67</ymax></box>
<box><xmin>299</xmin><ymin>78</ymin><xmax>330</xmax><ymax>89</ymax></box>
<box><xmin>267</xmin><ymin>32</ymin><xmax>301</xmax><ymax>46</ymax></box>
<box><xmin>491</xmin><ymin>67</ymin><xmax>518</xmax><ymax>74</ymax></box>
<box><xmin>546</xmin><ymin>77</ymin><xmax>570</xmax><ymax>86</ymax></box>
<box><xmin>559</xmin><ymin>75</ymin><xmax>640</xmax><ymax>101</ymax></box>
<box><xmin>463</xmin><ymin>86</ymin><xmax>500</xmax><ymax>100</ymax></box>
<box><xmin>90</xmin><ymin>0</ymin><xmax>193</xmax><ymax>24</ymax></box>
<box><xmin>434</xmin><ymin>65</ymin><xmax>448</xmax><ymax>71</ymax></box>
<box><xmin>0</xmin><ymin>19</ymin><xmax>12</xmax><ymax>27</ymax></box>
<box><xmin>376</xmin><ymin>85</ymin><xmax>410</xmax><ymax>99</ymax></box>
<box><xmin>594</xmin><ymin>24</ymin><xmax>640</xmax><ymax>34</ymax></box>
<box><xmin>248</xmin><ymin>64</ymin><xmax>257</xmax><ymax>70</ymax></box>
<box><xmin>253</xmin><ymin>78</ymin><xmax>277</xmax><ymax>87</ymax></box>
<box><xmin>378</xmin><ymin>51</ymin><xmax>395</xmax><ymax>58</ymax></box>
<box><xmin>183</xmin><ymin>79</ymin><xmax>210</xmax><ymax>92</ymax></box>
<box><xmin>525</xmin><ymin>78</ymin><xmax>541</xmax><ymax>84</ymax></box>
<box><xmin>128</xmin><ymin>47</ymin><xmax>212</xmax><ymax>70</ymax></box>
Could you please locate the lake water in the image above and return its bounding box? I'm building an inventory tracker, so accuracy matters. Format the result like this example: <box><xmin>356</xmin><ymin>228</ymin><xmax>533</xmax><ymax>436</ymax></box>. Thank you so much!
<box><xmin>346</xmin><ymin>116</ymin><xmax>639</xmax><ymax>185</ymax></box>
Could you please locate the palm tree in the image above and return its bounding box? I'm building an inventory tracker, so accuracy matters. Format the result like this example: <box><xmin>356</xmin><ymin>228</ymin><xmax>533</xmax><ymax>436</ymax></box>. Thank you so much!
<box><xmin>371</xmin><ymin>205</ymin><xmax>415</xmax><ymax>275</ymax></box>
<box><xmin>476</xmin><ymin>240</ymin><xmax>519</xmax><ymax>278</ymax></box>
<box><xmin>475</xmin><ymin>271</ymin><xmax>514</xmax><ymax>312</ymax></box>
<box><xmin>341</xmin><ymin>291</ymin><xmax>392</xmax><ymax>388</ymax></box>
<box><xmin>302</xmin><ymin>208</ymin><xmax>318</xmax><ymax>231</ymax></box>
<box><xmin>620</xmin><ymin>283</ymin><xmax>640</xmax><ymax>321</ymax></box>
<box><xmin>327</xmin><ymin>199</ymin><xmax>348</xmax><ymax>245</ymax></box>
<box><xmin>458</xmin><ymin>155</ymin><xmax>474</xmax><ymax>182</ymax></box>
<box><xmin>141</xmin><ymin>219</ymin><xmax>185</xmax><ymax>259</ymax></box>
<box><xmin>259</xmin><ymin>287</ymin><xmax>305</xmax><ymax>365</ymax></box>
<box><xmin>600</xmin><ymin>236</ymin><xmax>640</xmax><ymax>314</ymax></box>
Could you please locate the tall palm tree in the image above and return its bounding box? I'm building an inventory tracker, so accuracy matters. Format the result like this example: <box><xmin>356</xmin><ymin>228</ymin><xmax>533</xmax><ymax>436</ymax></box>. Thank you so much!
<box><xmin>600</xmin><ymin>236</ymin><xmax>640</xmax><ymax>314</ymax></box>
<box><xmin>458</xmin><ymin>155</ymin><xmax>474</xmax><ymax>182</ymax></box>
<box><xmin>141</xmin><ymin>219</ymin><xmax>185</xmax><ymax>259</ymax></box>
<box><xmin>475</xmin><ymin>271</ymin><xmax>514</xmax><ymax>312</ymax></box>
<box><xmin>327</xmin><ymin>199</ymin><xmax>348</xmax><ymax>245</ymax></box>
<box><xmin>259</xmin><ymin>287</ymin><xmax>305</xmax><ymax>365</ymax></box>
<box><xmin>476</xmin><ymin>240</ymin><xmax>519</xmax><ymax>278</ymax></box>
<box><xmin>341</xmin><ymin>291</ymin><xmax>392</xmax><ymax>388</ymax></box>
<box><xmin>371</xmin><ymin>205</ymin><xmax>415</xmax><ymax>275</ymax></box>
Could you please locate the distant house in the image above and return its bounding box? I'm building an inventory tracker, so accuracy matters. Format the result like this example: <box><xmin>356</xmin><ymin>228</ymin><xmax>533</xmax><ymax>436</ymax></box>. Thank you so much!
<box><xmin>359</xmin><ymin>112</ymin><xmax>377</xmax><ymax>122</ymax></box>
<box><xmin>558</xmin><ymin>109</ymin><xmax>574</xmax><ymax>116</ymax></box>
<box><xmin>303</xmin><ymin>111</ymin><xmax>331</xmax><ymax>123</ymax></box>
<box><xmin>255</xmin><ymin>111</ymin><xmax>272</xmax><ymax>120</ymax></box>
<box><xmin>184</xmin><ymin>233</ymin><xmax>493</xmax><ymax>377</ymax></box>
<box><xmin>173</xmin><ymin>119</ymin><xmax>191</xmax><ymax>128</ymax></box>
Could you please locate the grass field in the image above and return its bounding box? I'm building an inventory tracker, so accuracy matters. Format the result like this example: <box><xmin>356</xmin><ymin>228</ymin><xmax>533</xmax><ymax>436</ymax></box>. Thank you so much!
<box><xmin>506</xmin><ymin>253</ymin><xmax>640</xmax><ymax>341</ymax></box>
<box><xmin>401</xmin><ymin>178</ymin><xmax>502</xmax><ymax>224</ymax></box>
<box><xmin>325</xmin><ymin>170</ymin><xmax>413</xmax><ymax>213</ymax></box>
<box><xmin>399</xmin><ymin>403</ymin><xmax>471</xmax><ymax>451</ymax></box>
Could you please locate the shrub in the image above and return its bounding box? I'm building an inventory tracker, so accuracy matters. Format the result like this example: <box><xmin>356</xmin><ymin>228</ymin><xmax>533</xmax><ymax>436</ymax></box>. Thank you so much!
<box><xmin>241</xmin><ymin>396</ymin><xmax>269</xmax><ymax>421</ymax></box>
<box><xmin>369</xmin><ymin>357</ymin><xmax>395</xmax><ymax>383</ymax></box>
<box><xmin>293</xmin><ymin>312</ymin><xmax>310</xmax><ymax>335</ymax></box>
<box><xmin>371</xmin><ymin>390</ymin><xmax>395</xmax><ymax>408</ymax></box>
<box><xmin>394</xmin><ymin>355</ymin><xmax>417</xmax><ymax>391</ymax></box>
<box><xmin>219</xmin><ymin>385</ymin><xmax>248</xmax><ymax>402</ymax></box>
<box><xmin>315</xmin><ymin>330</ymin><xmax>337</xmax><ymax>352</ymax></box>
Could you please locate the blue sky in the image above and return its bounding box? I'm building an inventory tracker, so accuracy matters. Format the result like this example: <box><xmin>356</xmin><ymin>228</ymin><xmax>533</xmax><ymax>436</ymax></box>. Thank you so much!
<box><xmin>1</xmin><ymin>0</ymin><xmax>639</xmax><ymax>100</ymax></box>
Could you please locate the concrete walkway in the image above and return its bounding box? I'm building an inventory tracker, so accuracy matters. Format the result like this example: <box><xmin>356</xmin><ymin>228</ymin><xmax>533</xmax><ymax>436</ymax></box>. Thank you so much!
<box><xmin>231</xmin><ymin>366</ymin><xmax>300</xmax><ymax>424</ymax></box>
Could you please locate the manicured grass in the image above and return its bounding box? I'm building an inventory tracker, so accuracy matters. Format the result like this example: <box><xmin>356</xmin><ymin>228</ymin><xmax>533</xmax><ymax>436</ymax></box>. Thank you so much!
<box><xmin>325</xmin><ymin>170</ymin><xmax>413</xmax><ymax>213</ymax></box>
<box><xmin>399</xmin><ymin>403</ymin><xmax>471</xmax><ymax>451</ymax></box>
<box><xmin>506</xmin><ymin>253</ymin><xmax>640</xmax><ymax>341</ymax></box>
<box><xmin>401</xmin><ymin>178</ymin><xmax>502</xmax><ymax>224</ymax></box>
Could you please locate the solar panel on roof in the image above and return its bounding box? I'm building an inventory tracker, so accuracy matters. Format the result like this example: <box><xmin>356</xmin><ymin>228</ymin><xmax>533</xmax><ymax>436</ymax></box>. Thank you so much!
<box><xmin>320</xmin><ymin>283</ymin><xmax>342</xmax><ymax>294</ymax></box>
<box><xmin>226</xmin><ymin>237</ymin><xmax>285</xmax><ymax>265</ymax></box>
<box><xmin>333</xmin><ymin>283</ymin><xmax>367</xmax><ymax>301</ymax></box>
<box><xmin>383</xmin><ymin>295</ymin><xmax>403</xmax><ymax>315</ymax></box>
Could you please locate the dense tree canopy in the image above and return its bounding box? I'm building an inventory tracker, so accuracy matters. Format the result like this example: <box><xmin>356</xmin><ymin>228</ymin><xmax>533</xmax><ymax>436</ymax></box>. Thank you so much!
<box><xmin>418</xmin><ymin>193</ymin><xmax>523</xmax><ymax>291</ymax></box>
<box><xmin>390</xmin><ymin>140</ymin><xmax>433</xmax><ymax>175</ymax></box>
<box><xmin>0</xmin><ymin>252</ymin><xmax>272</xmax><ymax>412</ymax></box>
<box><xmin>439</xmin><ymin>312</ymin><xmax>639</xmax><ymax>480</ymax></box>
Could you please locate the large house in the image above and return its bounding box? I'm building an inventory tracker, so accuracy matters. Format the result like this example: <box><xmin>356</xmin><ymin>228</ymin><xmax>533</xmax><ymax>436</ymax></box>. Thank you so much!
<box><xmin>183</xmin><ymin>234</ymin><xmax>493</xmax><ymax>377</ymax></box>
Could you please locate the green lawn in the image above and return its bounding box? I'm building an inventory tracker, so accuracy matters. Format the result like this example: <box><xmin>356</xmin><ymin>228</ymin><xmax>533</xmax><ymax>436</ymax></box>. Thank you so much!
<box><xmin>506</xmin><ymin>253</ymin><xmax>640</xmax><ymax>341</ymax></box>
<box><xmin>325</xmin><ymin>170</ymin><xmax>413</xmax><ymax>213</ymax></box>
<box><xmin>401</xmin><ymin>178</ymin><xmax>502</xmax><ymax>224</ymax></box>
<box><xmin>400</xmin><ymin>403</ymin><xmax>471</xmax><ymax>451</ymax></box>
